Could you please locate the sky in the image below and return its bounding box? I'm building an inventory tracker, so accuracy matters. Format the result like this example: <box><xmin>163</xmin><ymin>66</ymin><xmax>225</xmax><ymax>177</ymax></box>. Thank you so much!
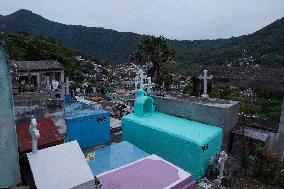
<box><xmin>1</xmin><ymin>0</ymin><xmax>284</xmax><ymax>40</ymax></box>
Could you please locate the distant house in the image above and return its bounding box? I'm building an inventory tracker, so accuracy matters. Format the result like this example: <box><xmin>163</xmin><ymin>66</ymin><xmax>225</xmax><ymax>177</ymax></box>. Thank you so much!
<box><xmin>11</xmin><ymin>60</ymin><xmax>64</xmax><ymax>92</ymax></box>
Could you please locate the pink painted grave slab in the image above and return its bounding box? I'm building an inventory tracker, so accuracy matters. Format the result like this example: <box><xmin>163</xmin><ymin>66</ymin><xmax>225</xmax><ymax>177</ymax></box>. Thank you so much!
<box><xmin>98</xmin><ymin>155</ymin><xmax>196</xmax><ymax>189</ymax></box>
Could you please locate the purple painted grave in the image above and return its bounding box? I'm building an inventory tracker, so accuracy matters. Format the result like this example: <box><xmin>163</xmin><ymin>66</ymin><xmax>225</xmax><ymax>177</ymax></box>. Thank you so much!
<box><xmin>98</xmin><ymin>155</ymin><xmax>196</xmax><ymax>189</ymax></box>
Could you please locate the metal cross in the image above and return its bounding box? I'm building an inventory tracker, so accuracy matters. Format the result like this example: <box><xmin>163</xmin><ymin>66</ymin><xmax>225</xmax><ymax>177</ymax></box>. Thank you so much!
<box><xmin>29</xmin><ymin>118</ymin><xmax>40</xmax><ymax>154</ymax></box>
<box><xmin>198</xmin><ymin>70</ymin><xmax>213</xmax><ymax>98</ymax></box>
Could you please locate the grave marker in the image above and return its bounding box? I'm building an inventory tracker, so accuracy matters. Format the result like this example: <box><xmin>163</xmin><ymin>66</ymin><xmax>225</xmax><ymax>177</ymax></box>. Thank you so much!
<box><xmin>198</xmin><ymin>70</ymin><xmax>213</xmax><ymax>98</ymax></box>
<box><xmin>29</xmin><ymin>118</ymin><xmax>40</xmax><ymax>154</ymax></box>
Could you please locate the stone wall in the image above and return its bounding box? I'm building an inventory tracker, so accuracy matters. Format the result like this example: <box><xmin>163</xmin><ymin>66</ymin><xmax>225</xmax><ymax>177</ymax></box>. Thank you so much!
<box><xmin>13</xmin><ymin>92</ymin><xmax>66</xmax><ymax>134</ymax></box>
<box><xmin>0</xmin><ymin>46</ymin><xmax>21</xmax><ymax>187</ymax></box>
<box><xmin>153</xmin><ymin>95</ymin><xmax>240</xmax><ymax>151</ymax></box>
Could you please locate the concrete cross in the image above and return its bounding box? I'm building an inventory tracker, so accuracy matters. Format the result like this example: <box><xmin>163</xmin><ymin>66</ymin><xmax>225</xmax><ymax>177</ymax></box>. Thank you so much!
<box><xmin>138</xmin><ymin>69</ymin><xmax>147</xmax><ymax>90</ymax></box>
<box><xmin>66</xmin><ymin>77</ymin><xmax>70</xmax><ymax>95</ymax></box>
<box><xmin>29</xmin><ymin>118</ymin><xmax>40</xmax><ymax>154</ymax></box>
<box><xmin>217</xmin><ymin>151</ymin><xmax>228</xmax><ymax>179</ymax></box>
<box><xmin>198</xmin><ymin>70</ymin><xmax>213</xmax><ymax>98</ymax></box>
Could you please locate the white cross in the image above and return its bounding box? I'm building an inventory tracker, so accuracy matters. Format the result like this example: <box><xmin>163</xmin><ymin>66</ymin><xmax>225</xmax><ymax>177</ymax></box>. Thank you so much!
<box><xmin>66</xmin><ymin>77</ymin><xmax>70</xmax><ymax>95</ymax></box>
<box><xmin>217</xmin><ymin>151</ymin><xmax>228</xmax><ymax>179</ymax></box>
<box><xmin>198</xmin><ymin>70</ymin><xmax>213</xmax><ymax>98</ymax></box>
<box><xmin>29</xmin><ymin>118</ymin><xmax>40</xmax><ymax>154</ymax></box>
<box><xmin>134</xmin><ymin>69</ymin><xmax>147</xmax><ymax>91</ymax></box>
<box><xmin>139</xmin><ymin>69</ymin><xmax>147</xmax><ymax>90</ymax></box>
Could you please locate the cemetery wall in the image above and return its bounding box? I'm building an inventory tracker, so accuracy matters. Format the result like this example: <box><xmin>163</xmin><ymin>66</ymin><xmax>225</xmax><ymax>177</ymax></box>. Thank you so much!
<box><xmin>153</xmin><ymin>96</ymin><xmax>240</xmax><ymax>151</ymax></box>
<box><xmin>13</xmin><ymin>93</ymin><xmax>66</xmax><ymax>134</ymax></box>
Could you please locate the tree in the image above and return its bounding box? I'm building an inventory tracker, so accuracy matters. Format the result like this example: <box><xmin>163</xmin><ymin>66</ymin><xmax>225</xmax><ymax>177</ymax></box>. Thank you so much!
<box><xmin>130</xmin><ymin>36</ymin><xmax>175</xmax><ymax>84</ymax></box>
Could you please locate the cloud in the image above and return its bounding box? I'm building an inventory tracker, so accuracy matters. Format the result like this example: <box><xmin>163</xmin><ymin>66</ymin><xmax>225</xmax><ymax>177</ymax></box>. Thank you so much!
<box><xmin>1</xmin><ymin>0</ymin><xmax>283</xmax><ymax>40</ymax></box>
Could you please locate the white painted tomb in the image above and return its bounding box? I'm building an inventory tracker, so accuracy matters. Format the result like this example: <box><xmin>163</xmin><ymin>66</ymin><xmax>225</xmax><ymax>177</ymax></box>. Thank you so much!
<box><xmin>26</xmin><ymin>141</ymin><xmax>95</xmax><ymax>189</ymax></box>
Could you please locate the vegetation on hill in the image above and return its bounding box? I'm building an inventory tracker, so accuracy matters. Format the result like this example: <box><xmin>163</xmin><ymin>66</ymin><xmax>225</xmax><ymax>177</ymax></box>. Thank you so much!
<box><xmin>0</xmin><ymin>9</ymin><xmax>284</xmax><ymax>68</ymax></box>
<box><xmin>0</xmin><ymin>32</ymin><xmax>85</xmax><ymax>82</ymax></box>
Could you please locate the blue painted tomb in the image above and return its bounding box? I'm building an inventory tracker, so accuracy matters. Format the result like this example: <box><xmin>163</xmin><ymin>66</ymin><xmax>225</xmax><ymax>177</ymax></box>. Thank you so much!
<box><xmin>65</xmin><ymin>102</ymin><xmax>110</xmax><ymax>149</ymax></box>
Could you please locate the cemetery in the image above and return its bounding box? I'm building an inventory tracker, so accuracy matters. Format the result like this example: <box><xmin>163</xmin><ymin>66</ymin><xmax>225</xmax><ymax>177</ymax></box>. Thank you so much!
<box><xmin>1</xmin><ymin>44</ymin><xmax>284</xmax><ymax>189</ymax></box>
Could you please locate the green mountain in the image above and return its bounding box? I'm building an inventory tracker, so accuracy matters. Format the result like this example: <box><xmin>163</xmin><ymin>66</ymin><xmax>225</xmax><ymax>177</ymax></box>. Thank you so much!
<box><xmin>1</xmin><ymin>9</ymin><xmax>284</xmax><ymax>68</ymax></box>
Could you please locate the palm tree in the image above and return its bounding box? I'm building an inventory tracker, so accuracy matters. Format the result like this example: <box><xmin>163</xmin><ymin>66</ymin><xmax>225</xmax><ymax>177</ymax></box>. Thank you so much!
<box><xmin>130</xmin><ymin>36</ymin><xmax>175</xmax><ymax>85</ymax></box>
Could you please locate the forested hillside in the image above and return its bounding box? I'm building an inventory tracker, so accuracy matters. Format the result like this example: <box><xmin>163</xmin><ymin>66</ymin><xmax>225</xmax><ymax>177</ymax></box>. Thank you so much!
<box><xmin>1</xmin><ymin>9</ymin><xmax>284</xmax><ymax>68</ymax></box>
<box><xmin>0</xmin><ymin>32</ymin><xmax>84</xmax><ymax>82</ymax></box>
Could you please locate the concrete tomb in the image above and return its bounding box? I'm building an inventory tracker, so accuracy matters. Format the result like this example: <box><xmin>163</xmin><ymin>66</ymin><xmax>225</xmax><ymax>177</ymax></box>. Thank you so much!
<box><xmin>98</xmin><ymin>154</ymin><xmax>196</xmax><ymax>189</ymax></box>
<box><xmin>86</xmin><ymin>141</ymin><xmax>149</xmax><ymax>176</ymax></box>
<box><xmin>21</xmin><ymin>141</ymin><xmax>95</xmax><ymax>189</ymax></box>
<box><xmin>65</xmin><ymin>102</ymin><xmax>110</xmax><ymax>149</ymax></box>
<box><xmin>122</xmin><ymin>89</ymin><xmax>223</xmax><ymax>180</ymax></box>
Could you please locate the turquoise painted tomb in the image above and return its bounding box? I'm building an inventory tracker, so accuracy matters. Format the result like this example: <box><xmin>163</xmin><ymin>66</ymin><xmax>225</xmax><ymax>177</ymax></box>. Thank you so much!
<box><xmin>122</xmin><ymin>89</ymin><xmax>223</xmax><ymax>180</ymax></box>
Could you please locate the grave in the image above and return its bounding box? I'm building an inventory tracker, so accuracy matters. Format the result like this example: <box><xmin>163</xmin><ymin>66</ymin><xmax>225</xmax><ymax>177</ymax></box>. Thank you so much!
<box><xmin>86</xmin><ymin>141</ymin><xmax>149</xmax><ymax>176</ymax></box>
<box><xmin>21</xmin><ymin>141</ymin><xmax>95</xmax><ymax>189</ymax></box>
<box><xmin>65</xmin><ymin>102</ymin><xmax>110</xmax><ymax>149</ymax></box>
<box><xmin>16</xmin><ymin>117</ymin><xmax>64</xmax><ymax>154</ymax></box>
<box><xmin>122</xmin><ymin>70</ymin><xmax>222</xmax><ymax>180</ymax></box>
<box><xmin>153</xmin><ymin>95</ymin><xmax>239</xmax><ymax>151</ymax></box>
<box><xmin>0</xmin><ymin>44</ymin><xmax>21</xmax><ymax>187</ymax></box>
<box><xmin>98</xmin><ymin>155</ymin><xmax>196</xmax><ymax>189</ymax></box>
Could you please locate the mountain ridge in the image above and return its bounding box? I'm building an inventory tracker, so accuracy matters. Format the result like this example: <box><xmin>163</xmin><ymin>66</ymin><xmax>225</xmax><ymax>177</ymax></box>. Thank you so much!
<box><xmin>0</xmin><ymin>9</ymin><xmax>284</xmax><ymax>68</ymax></box>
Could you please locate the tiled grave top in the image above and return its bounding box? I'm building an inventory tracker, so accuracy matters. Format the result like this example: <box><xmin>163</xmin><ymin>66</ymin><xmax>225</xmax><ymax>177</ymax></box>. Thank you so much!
<box><xmin>87</xmin><ymin>141</ymin><xmax>148</xmax><ymax>176</ymax></box>
<box><xmin>98</xmin><ymin>155</ymin><xmax>195</xmax><ymax>189</ymax></box>
<box><xmin>17</xmin><ymin>117</ymin><xmax>64</xmax><ymax>154</ymax></box>
<box><xmin>125</xmin><ymin>112</ymin><xmax>222</xmax><ymax>146</ymax></box>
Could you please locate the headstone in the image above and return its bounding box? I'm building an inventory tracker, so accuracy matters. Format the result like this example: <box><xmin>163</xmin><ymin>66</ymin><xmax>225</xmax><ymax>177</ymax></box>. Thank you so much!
<box><xmin>198</xmin><ymin>70</ymin><xmax>213</xmax><ymax>98</ymax></box>
<box><xmin>29</xmin><ymin>118</ymin><xmax>40</xmax><ymax>154</ymax></box>
<box><xmin>0</xmin><ymin>47</ymin><xmax>21</xmax><ymax>187</ymax></box>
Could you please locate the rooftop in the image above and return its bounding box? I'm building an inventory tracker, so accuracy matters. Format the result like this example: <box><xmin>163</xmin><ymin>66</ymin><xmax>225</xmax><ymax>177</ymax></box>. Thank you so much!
<box><xmin>11</xmin><ymin>60</ymin><xmax>63</xmax><ymax>72</ymax></box>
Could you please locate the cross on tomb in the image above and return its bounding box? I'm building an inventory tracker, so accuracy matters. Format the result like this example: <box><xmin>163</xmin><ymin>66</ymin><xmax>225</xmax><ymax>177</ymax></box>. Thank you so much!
<box><xmin>138</xmin><ymin>69</ymin><xmax>147</xmax><ymax>90</ymax></box>
<box><xmin>198</xmin><ymin>70</ymin><xmax>213</xmax><ymax>98</ymax></box>
<box><xmin>134</xmin><ymin>69</ymin><xmax>147</xmax><ymax>91</ymax></box>
<box><xmin>29</xmin><ymin>118</ymin><xmax>40</xmax><ymax>154</ymax></box>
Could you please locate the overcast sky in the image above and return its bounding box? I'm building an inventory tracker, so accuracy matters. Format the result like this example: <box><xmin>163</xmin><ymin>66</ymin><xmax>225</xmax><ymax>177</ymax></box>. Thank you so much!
<box><xmin>1</xmin><ymin>0</ymin><xmax>284</xmax><ymax>40</ymax></box>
